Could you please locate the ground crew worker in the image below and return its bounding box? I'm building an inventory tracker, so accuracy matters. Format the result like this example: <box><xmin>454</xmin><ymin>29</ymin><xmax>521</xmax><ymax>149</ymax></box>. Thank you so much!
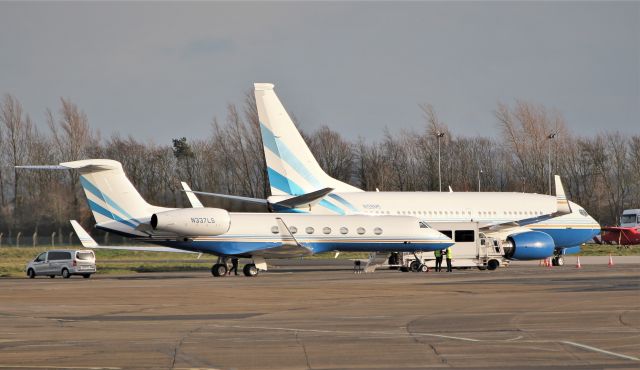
<box><xmin>228</xmin><ymin>257</ymin><xmax>239</xmax><ymax>276</ymax></box>
<box><xmin>434</xmin><ymin>249</ymin><xmax>443</xmax><ymax>272</ymax></box>
<box><xmin>446</xmin><ymin>247</ymin><xmax>453</xmax><ymax>272</ymax></box>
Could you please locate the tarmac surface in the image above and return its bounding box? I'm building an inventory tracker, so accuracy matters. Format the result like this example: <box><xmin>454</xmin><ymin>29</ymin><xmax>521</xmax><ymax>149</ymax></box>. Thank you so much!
<box><xmin>0</xmin><ymin>260</ymin><xmax>638</xmax><ymax>370</ymax></box>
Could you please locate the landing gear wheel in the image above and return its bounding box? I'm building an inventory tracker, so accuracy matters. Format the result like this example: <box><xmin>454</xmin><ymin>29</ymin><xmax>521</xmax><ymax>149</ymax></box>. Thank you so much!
<box><xmin>27</xmin><ymin>269</ymin><xmax>35</xmax><ymax>279</ymax></box>
<box><xmin>487</xmin><ymin>259</ymin><xmax>500</xmax><ymax>271</ymax></box>
<box><xmin>555</xmin><ymin>257</ymin><xmax>564</xmax><ymax>266</ymax></box>
<box><xmin>211</xmin><ymin>263</ymin><xmax>227</xmax><ymax>277</ymax></box>
<box><xmin>419</xmin><ymin>264</ymin><xmax>429</xmax><ymax>273</ymax></box>
<box><xmin>61</xmin><ymin>269</ymin><xmax>71</xmax><ymax>279</ymax></box>
<box><xmin>409</xmin><ymin>260</ymin><xmax>421</xmax><ymax>272</ymax></box>
<box><xmin>243</xmin><ymin>264</ymin><xmax>259</xmax><ymax>277</ymax></box>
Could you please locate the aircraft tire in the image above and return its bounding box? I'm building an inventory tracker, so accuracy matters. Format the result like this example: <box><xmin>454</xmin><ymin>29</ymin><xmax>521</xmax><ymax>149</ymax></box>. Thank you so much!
<box><xmin>419</xmin><ymin>264</ymin><xmax>429</xmax><ymax>273</ymax></box>
<box><xmin>211</xmin><ymin>264</ymin><xmax>227</xmax><ymax>277</ymax></box>
<box><xmin>243</xmin><ymin>264</ymin><xmax>259</xmax><ymax>277</ymax></box>
<box><xmin>556</xmin><ymin>257</ymin><xmax>564</xmax><ymax>266</ymax></box>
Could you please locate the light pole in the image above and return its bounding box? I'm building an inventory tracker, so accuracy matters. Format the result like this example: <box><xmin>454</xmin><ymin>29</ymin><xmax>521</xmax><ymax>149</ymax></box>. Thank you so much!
<box><xmin>436</xmin><ymin>132</ymin><xmax>445</xmax><ymax>192</ymax></box>
<box><xmin>547</xmin><ymin>132</ymin><xmax>557</xmax><ymax>195</ymax></box>
<box><xmin>477</xmin><ymin>168</ymin><xmax>483</xmax><ymax>192</ymax></box>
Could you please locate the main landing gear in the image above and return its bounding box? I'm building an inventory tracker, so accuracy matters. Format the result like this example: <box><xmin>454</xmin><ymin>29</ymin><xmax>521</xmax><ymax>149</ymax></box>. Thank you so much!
<box><xmin>210</xmin><ymin>257</ymin><xmax>266</xmax><ymax>278</ymax></box>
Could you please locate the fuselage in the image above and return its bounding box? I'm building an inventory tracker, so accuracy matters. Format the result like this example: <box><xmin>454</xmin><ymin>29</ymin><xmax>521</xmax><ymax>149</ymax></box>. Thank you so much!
<box><xmin>269</xmin><ymin>191</ymin><xmax>601</xmax><ymax>249</ymax></box>
<box><xmin>104</xmin><ymin>213</ymin><xmax>454</xmax><ymax>257</ymax></box>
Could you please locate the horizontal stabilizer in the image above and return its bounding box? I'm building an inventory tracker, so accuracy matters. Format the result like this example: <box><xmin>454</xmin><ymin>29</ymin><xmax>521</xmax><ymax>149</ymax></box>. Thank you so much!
<box><xmin>274</xmin><ymin>187</ymin><xmax>334</xmax><ymax>209</ymax></box>
<box><xmin>70</xmin><ymin>220</ymin><xmax>196</xmax><ymax>254</ymax></box>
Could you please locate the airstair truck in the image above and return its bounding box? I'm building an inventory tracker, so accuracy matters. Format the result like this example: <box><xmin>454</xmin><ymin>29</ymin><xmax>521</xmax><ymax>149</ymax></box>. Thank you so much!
<box><xmin>389</xmin><ymin>222</ymin><xmax>507</xmax><ymax>272</ymax></box>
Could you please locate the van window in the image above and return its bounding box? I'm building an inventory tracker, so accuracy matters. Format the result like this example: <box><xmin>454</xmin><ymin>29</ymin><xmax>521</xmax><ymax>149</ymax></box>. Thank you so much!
<box><xmin>35</xmin><ymin>252</ymin><xmax>46</xmax><ymax>262</ymax></box>
<box><xmin>441</xmin><ymin>230</ymin><xmax>452</xmax><ymax>238</ymax></box>
<box><xmin>48</xmin><ymin>251</ymin><xmax>71</xmax><ymax>260</ymax></box>
<box><xmin>455</xmin><ymin>230</ymin><xmax>475</xmax><ymax>242</ymax></box>
<box><xmin>76</xmin><ymin>251</ymin><xmax>94</xmax><ymax>260</ymax></box>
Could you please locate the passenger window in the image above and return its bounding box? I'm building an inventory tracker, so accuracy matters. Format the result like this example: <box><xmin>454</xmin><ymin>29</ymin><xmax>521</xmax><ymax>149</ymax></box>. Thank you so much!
<box><xmin>455</xmin><ymin>230</ymin><xmax>475</xmax><ymax>242</ymax></box>
<box><xmin>374</xmin><ymin>227</ymin><xmax>383</xmax><ymax>235</ymax></box>
<box><xmin>323</xmin><ymin>227</ymin><xmax>331</xmax><ymax>234</ymax></box>
<box><xmin>35</xmin><ymin>252</ymin><xmax>46</xmax><ymax>262</ymax></box>
<box><xmin>271</xmin><ymin>226</ymin><xmax>279</xmax><ymax>234</ymax></box>
<box><xmin>290</xmin><ymin>226</ymin><xmax>298</xmax><ymax>234</ymax></box>
<box><xmin>305</xmin><ymin>227</ymin><xmax>314</xmax><ymax>234</ymax></box>
<box><xmin>441</xmin><ymin>230</ymin><xmax>453</xmax><ymax>238</ymax></box>
<box><xmin>357</xmin><ymin>227</ymin><xmax>366</xmax><ymax>235</ymax></box>
<box><xmin>340</xmin><ymin>227</ymin><xmax>348</xmax><ymax>235</ymax></box>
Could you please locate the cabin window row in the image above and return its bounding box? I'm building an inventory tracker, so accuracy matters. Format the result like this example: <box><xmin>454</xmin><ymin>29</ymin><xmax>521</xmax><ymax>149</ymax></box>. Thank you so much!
<box><xmin>270</xmin><ymin>226</ymin><xmax>384</xmax><ymax>236</ymax></box>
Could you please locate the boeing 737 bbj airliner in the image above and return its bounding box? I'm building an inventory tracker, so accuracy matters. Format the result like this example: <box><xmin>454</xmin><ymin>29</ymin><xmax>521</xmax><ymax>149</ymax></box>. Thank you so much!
<box><xmin>248</xmin><ymin>83</ymin><xmax>600</xmax><ymax>265</ymax></box>
<box><xmin>18</xmin><ymin>159</ymin><xmax>453</xmax><ymax>277</ymax></box>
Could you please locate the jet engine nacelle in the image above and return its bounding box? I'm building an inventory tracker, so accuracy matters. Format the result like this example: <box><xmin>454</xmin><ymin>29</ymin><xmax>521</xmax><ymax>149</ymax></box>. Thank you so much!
<box><xmin>150</xmin><ymin>208</ymin><xmax>231</xmax><ymax>236</ymax></box>
<box><xmin>502</xmin><ymin>231</ymin><xmax>555</xmax><ymax>260</ymax></box>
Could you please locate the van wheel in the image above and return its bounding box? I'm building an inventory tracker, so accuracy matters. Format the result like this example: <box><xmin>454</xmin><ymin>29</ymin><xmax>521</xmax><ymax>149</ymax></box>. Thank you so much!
<box><xmin>27</xmin><ymin>269</ymin><xmax>35</xmax><ymax>279</ymax></box>
<box><xmin>62</xmin><ymin>269</ymin><xmax>71</xmax><ymax>279</ymax></box>
<box><xmin>409</xmin><ymin>260</ymin><xmax>421</xmax><ymax>272</ymax></box>
<box><xmin>487</xmin><ymin>259</ymin><xmax>500</xmax><ymax>270</ymax></box>
<box><xmin>82</xmin><ymin>274</ymin><xmax>91</xmax><ymax>279</ymax></box>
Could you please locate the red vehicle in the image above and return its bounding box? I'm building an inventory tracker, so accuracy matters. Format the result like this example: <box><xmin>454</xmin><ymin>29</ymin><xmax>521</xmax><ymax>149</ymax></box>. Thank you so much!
<box><xmin>594</xmin><ymin>209</ymin><xmax>640</xmax><ymax>245</ymax></box>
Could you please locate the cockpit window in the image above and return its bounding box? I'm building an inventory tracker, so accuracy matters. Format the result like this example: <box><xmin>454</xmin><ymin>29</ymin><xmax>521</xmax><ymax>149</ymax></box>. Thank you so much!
<box><xmin>579</xmin><ymin>209</ymin><xmax>588</xmax><ymax>217</ymax></box>
<box><xmin>419</xmin><ymin>221</ymin><xmax>429</xmax><ymax>229</ymax></box>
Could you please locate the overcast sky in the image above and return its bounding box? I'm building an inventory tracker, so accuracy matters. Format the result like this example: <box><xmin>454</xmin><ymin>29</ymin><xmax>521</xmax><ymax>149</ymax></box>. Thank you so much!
<box><xmin>1</xmin><ymin>1</ymin><xmax>638</xmax><ymax>144</ymax></box>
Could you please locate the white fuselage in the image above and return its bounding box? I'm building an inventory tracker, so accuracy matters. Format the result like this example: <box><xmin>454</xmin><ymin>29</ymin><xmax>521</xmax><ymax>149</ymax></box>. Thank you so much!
<box><xmin>269</xmin><ymin>191</ymin><xmax>601</xmax><ymax>249</ymax></box>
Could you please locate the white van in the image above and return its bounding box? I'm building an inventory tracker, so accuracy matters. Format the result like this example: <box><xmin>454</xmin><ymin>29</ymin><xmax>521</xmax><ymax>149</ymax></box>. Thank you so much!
<box><xmin>26</xmin><ymin>250</ymin><xmax>96</xmax><ymax>279</ymax></box>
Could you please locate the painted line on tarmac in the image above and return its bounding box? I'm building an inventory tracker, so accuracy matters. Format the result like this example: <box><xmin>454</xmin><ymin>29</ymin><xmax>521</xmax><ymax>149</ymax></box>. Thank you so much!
<box><xmin>562</xmin><ymin>341</ymin><xmax>640</xmax><ymax>362</ymax></box>
<box><xmin>210</xmin><ymin>324</ymin><xmax>481</xmax><ymax>342</ymax></box>
<box><xmin>0</xmin><ymin>366</ymin><xmax>121</xmax><ymax>370</ymax></box>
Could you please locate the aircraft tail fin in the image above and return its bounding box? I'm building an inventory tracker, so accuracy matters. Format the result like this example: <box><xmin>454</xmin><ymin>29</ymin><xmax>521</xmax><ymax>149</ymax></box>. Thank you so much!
<box><xmin>254</xmin><ymin>83</ymin><xmax>362</xmax><ymax>196</ymax></box>
<box><xmin>19</xmin><ymin>159</ymin><xmax>168</xmax><ymax>234</ymax></box>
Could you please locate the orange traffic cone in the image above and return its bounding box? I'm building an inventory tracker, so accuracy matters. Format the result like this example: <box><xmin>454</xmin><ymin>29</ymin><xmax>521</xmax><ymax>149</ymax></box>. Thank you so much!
<box><xmin>576</xmin><ymin>256</ymin><xmax>582</xmax><ymax>269</ymax></box>
<box><xmin>608</xmin><ymin>253</ymin><xmax>614</xmax><ymax>267</ymax></box>
<box><xmin>547</xmin><ymin>257</ymin><xmax>553</xmax><ymax>268</ymax></box>
<box><xmin>539</xmin><ymin>259</ymin><xmax>544</xmax><ymax>267</ymax></box>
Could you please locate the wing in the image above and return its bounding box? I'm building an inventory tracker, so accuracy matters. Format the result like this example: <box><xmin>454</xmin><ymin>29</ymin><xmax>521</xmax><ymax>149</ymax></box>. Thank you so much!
<box><xmin>480</xmin><ymin>175</ymin><xmax>572</xmax><ymax>233</ymax></box>
<box><xmin>70</xmin><ymin>220</ymin><xmax>197</xmax><ymax>254</ymax></box>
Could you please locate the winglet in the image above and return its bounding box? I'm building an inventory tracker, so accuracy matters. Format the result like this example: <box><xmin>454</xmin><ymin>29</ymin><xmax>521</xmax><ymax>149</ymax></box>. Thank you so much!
<box><xmin>554</xmin><ymin>175</ymin><xmax>572</xmax><ymax>214</ymax></box>
<box><xmin>70</xmin><ymin>220</ymin><xmax>99</xmax><ymax>248</ymax></box>
<box><xmin>276</xmin><ymin>217</ymin><xmax>301</xmax><ymax>247</ymax></box>
<box><xmin>181</xmin><ymin>182</ymin><xmax>204</xmax><ymax>208</ymax></box>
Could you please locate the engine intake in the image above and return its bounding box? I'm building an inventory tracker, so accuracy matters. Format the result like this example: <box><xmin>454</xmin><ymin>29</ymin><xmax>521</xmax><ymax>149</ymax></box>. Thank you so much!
<box><xmin>503</xmin><ymin>231</ymin><xmax>555</xmax><ymax>260</ymax></box>
<box><xmin>150</xmin><ymin>208</ymin><xmax>231</xmax><ymax>236</ymax></box>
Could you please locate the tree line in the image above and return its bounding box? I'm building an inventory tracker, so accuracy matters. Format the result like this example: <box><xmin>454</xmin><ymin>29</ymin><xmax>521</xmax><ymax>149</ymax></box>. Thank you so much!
<box><xmin>1</xmin><ymin>91</ymin><xmax>638</xmax><ymax>239</ymax></box>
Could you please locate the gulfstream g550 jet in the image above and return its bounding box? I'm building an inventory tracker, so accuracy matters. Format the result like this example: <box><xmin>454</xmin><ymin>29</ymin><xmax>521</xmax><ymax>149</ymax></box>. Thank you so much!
<box><xmin>251</xmin><ymin>83</ymin><xmax>600</xmax><ymax>265</ymax></box>
<box><xmin>18</xmin><ymin>159</ymin><xmax>453</xmax><ymax>277</ymax></box>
